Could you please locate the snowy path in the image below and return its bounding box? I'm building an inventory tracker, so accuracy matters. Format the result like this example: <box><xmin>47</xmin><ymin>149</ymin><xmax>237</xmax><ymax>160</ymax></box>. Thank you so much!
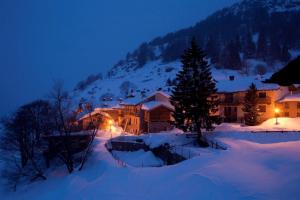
<box><xmin>3</xmin><ymin>133</ymin><xmax>300</xmax><ymax>200</ymax></box>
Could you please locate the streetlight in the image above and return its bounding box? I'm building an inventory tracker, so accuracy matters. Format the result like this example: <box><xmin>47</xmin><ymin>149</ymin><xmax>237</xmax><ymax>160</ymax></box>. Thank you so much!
<box><xmin>108</xmin><ymin>119</ymin><xmax>113</xmax><ymax>138</ymax></box>
<box><xmin>274</xmin><ymin>108</ymin><xmax>280</xmax><ymax>125</ymax></box>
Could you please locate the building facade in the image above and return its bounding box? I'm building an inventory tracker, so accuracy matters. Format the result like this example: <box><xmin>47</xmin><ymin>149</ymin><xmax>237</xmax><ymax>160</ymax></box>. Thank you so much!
<box><xmin>119</xmin><ymin>92</ymin><xmax>174</xmax><ymax>135</ymax></box>
<box><xmin>79</xmin><ymin>84</ymin><xmax>300</xmax><ymax>134</ymax></box>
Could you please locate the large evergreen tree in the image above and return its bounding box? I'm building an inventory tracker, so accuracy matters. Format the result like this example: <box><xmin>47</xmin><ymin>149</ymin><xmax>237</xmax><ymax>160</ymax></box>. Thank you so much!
<box><xmin>205</xmin><ymin>36</ymin><xmax>220</xmax><ymax>64</ymax></box>
<box><xmin>256</xmin><ymin>31</ymin><xmax>268</xmax><ymax>60</ymax></box>
<box><xmin>243</xmin><ymin>83</ymin><xmax>259</xmax><ymax>126</ymax></box>
<box><xmin>280</xmin><ymin>44</ymin><xmax>291</xmax><ymax>62</ymax></box>
<box><xmin>222</xmin><ymin>41</ymin><xmax>242</xmax><ymax>70</ymax></box>
<box><xmin>268</xmin><ymin>37</ymin><xmax>281</xmax><ymax>62</ymax></box>
<box><xmin>244</xmin><ymin>31</ymin><xmax>256</xmax><ymax>59</ymax></box>
<box><xmin>171</xmin><ymin>38</ymin><xmax>219</xmax><ymax>146</ymax></box>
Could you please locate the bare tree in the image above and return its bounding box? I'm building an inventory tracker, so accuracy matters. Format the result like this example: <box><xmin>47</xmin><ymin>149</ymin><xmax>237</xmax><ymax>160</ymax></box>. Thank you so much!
<box><xmin>48</xmin><ymin>81</ymin><xmax>76</xmax><ymax>173</ymax></box>
<box><xmin>78</xmin><ymin>103</ymin><xmax>101</xmax><ymax>171</ymax></box>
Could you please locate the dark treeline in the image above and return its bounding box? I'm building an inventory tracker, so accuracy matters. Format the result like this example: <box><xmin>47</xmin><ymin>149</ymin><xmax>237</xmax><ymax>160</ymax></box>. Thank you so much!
<box><xmin>110</xmin><ymin>0</ymin><xmax>299</xmax><ymax>75</ymax></box>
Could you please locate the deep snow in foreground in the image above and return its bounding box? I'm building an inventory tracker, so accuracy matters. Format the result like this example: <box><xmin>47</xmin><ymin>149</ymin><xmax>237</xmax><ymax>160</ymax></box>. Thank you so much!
<box><xmin>2</xmin><ymin>119</ymin><xmax>300</xmax><ymax>200</ymax></box>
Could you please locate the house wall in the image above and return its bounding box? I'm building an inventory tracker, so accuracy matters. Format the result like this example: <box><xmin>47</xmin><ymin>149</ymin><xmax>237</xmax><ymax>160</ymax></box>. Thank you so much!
<box><xmin>125</xmin><ymin>115</ymin><xmax>141</xmax><ymax>135</ymax></box>
<box><xmin>79</xmin><ymin>114</ymin><xmax>110</xmax><ymax>130</ymax></box>
<box><xmin>275</xmin><ymin>87</ymin><xmax>300</xmax><ymax>118</ymax></box>
<box><xmin>120</xmin><ymin>105</ymin><xmax>143</xmax><ymax>135</ymax></box>
<box><xmin>148</xmin><ymin>106</ymin><xmax>173</xmax><ymax>133</ymax></box>
<box><xmin>149</xmin><ymin>122</ymin><xmax>172</xmax><ymax>133</ymax></box>
<box><xmin>149</xmin><ymin>106</ymin><xmax>172</xmax><ymax>122</ymax></box>
<box><xmin>100</xmin><ymin>109</ymin><xmax>122</xmax><ymax>125</ymax></box>
<box><xmin>218</xmin><ymin>89</ymin><xmax>281</xmax><ymax>123</ymax></box>
<box><xmin>277</xmin><ymin>101</ymin><xmax>300</xmax><ymax>118</ymax></box>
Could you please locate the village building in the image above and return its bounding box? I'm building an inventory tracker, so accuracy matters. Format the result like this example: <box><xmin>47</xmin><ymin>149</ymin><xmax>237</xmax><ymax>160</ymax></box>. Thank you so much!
<box><xmin>119</xmin><ymin>91</ymin><xmax>175</xmax><ymax>134</ymax></box>
<box><xmin>216</xmin><ymin>74</ymin><xmax>300</xmax><ymax>123</ymax></box>
<box><xmin>78</xmin><ymin>91</ymin><xmax>175</xmax><ymax>135</ymax></box>
<box><xmin>78</xmin><ymin>75</ymin><xmax>300</xmax><ymax>135</ymax></box>
<box><xmin>276</xmin><ymin>85</ymin><xmax>300</xmax><ymax>118</ymax></box>
<box><xmin>218</xmin><ymin>88</ymin><xmax>281</xmax><ymax>123</ymax></box>
<box><xmin>78</xmin><ymin>109</ymin><xmax>114</xmax><ymax>131</ymax></box>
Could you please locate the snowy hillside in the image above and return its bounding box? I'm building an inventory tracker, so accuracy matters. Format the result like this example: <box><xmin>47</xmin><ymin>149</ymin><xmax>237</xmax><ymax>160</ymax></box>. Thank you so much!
<box><xmin>72</xmin><ymin>59</ymin><xmax>279</xmax><ymax>109</ymax></box>
<box><xmin>106</xmin><ymin>0</ymin><xmax>300</xmax><ymax>75</ymax></box>
<box><xmin>71</xmin><ymin>0</ymin><xmax>300</xmax><ymax>108</ymax></box>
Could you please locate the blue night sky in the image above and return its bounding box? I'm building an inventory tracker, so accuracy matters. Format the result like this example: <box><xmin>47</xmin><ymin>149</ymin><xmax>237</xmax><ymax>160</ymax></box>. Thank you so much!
<box><xmin>0</xmin><ymin>0</ymin><xmax>238</xmax><ymax>115</ymax></box>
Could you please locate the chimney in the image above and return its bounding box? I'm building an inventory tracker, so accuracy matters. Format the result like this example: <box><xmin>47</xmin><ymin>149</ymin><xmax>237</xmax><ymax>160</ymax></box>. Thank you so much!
<box><xmin>229</xmin><ymin>75</ymin><xmax>235</xmax><ymax>81</ymax></box>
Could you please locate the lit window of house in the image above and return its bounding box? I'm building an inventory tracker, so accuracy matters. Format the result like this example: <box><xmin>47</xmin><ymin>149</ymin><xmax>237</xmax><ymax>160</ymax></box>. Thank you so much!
<box><xmin>258</xmin><ymin>105</ymin><xmax>266</xmax><ymax>112</ymax></box>
<box><xmin>284</xmin><ymin>112</ymin><xmax>289</xmax><ymax>117</ymax></box>
<box><xmin>285</xmin><ymin>102</ymin><xmax>289</xmax><ymax>109</ymax></box>
<box><xmin>259</xmin><ymin>92</ymin><xmax>267</xmax><ymax>98</ymax></box>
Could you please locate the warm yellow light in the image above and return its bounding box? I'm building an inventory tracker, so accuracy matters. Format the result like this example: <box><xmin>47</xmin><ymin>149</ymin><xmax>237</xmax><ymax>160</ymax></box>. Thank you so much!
<box><xmin>108</xmin><ymin>119</ymin><xmax>113</xmax><ymax>125</ymax></box>
<box><xmin>275</xmin><ymin>108</ymin><xmax>280</xmax><ymax>114</ymax></box>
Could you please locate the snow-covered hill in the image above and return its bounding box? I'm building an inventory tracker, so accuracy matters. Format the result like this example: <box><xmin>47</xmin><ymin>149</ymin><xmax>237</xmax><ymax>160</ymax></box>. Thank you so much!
<box><xmin>72</xmin><ymin>59</ymin><xmax>280</xmax><ymax>109</ymax></box>
<box><xmin>106</xmin><ymin>0</ymin><xmax>300</xmax><ymax>75</ymax></box>
<box><xmin>71</xmin><ymin>0</ymin><xmax>300</xmax><ymax>108</ymax></box>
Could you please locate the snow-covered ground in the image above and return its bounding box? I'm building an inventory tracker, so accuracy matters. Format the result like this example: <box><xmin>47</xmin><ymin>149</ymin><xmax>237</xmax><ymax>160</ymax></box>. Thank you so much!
<box><xmin>2</xmin><ymin>118</ymin><xmax>300</xmax><ymax>200</ymax></box>
<box><xmin>215</xmin><ymin>117</ymin><xmax>300</xmax><ymax>132</ymax></box>
<box><xmin>112</xmin><ymin>150</ymin><xmax>164</xmax><ymax>167</ymax></box>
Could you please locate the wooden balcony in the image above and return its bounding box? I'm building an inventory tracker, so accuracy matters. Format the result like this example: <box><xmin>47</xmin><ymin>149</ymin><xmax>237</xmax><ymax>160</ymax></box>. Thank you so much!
<box><xmin>220</xmin><ymin>96</ymin><xmax>272</xmax><ymax>105</ymax></box>
<box><xmin>257</xmin><ymin>96</ymin><xmax>272</xmax><ymax>105</ymax></box>
<box><xmin>220</xmin><ymin>98</ymin><xmax>243</xmax><ymax>105</ymax></box>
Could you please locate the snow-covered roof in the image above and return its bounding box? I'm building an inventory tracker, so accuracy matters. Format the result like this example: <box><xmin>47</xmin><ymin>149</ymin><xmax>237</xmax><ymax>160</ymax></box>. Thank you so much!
<box><xmin>79</xmin><ymin>109</ymin><xmax>112</xmax><ymax>120</ymax></box>
<box><xmin>141</xmin><ymin>101</ymin><xmax>174</xmax><ymax>111</ymax></box>
<box><xmin>213</xmin><ymin>70</ymin><xmax>279</xmax><ymax>93</ymax></box>
<box><xmin>278</xmin><ymin>93</ymin><xmax>300</xmax><ymax>103</ymax></box>
<box><xmin>150</xmin><ymin>91</ymin><xmax>171</xmax><ymax>99</ymax></box>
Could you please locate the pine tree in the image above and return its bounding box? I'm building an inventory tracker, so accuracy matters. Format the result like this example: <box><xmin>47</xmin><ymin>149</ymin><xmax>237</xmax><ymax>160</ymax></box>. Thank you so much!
<box><xmin>257</xmin><ymin>31</ymin><xmax>268</xmax><ymax>60</ymax></box>
<box><xmin>244</xmin><ymin>32</ymin><xmax>256</xmax><ymax>59</ymax></box>
<box><xmin>268</xmin><ymin>37</ymin><xmax>281</xmax><ymax>62</ymax></box>
<box><xmin>234</xmin><ymin>35</ymin><xmax>242</xmax><ymax>52</ymax></box>
<box><xmin>205</xmin><ymin>36</ymin><xmax>220</xmax><ymax>64</ymax></box>
<box><xmin>222</xmin><ymin>41</ymin><xmax>242</xmax><ymax>70</ymax></box>
<box><xmin>280</xmin><ymin>44</ymin><xmax>291</xmax><ymax>62</ymax></box>
<box><xmin>171</xmin><ymin>38</ymin><xmax>219</xmax><ymax>146</ymax></box>
<box><xmin>243</xmin><ymin>83</ymin><xmax>259</xmax><ymax>126</ymax></box>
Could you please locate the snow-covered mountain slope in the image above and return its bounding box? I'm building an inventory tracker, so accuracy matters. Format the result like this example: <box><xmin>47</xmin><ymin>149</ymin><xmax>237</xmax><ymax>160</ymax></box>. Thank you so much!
<box><xmin>229</xmin><ymin>0</ymin><xmax>300</xmax><ymax>14</ymax></box>
<box><xmin>72</xmin><ymin>0</ymin><xmax>300</xmax><ymax>108</ymax></box>
<box><xmin>106</xmin><ymin>0</ymin><xmax>300</xmax><ymax>75</ymax></box>
<box><xmin>72</xmin><ymin>60</ymin><xmax>279</xmax><ymax>109</ymax></box>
